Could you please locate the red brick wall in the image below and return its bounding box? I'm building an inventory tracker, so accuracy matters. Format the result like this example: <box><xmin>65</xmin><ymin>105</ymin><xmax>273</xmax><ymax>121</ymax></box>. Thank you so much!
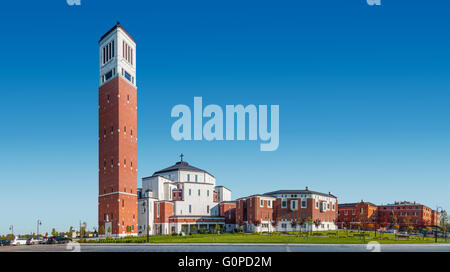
<box><xmin>98</xmin><ymin>76</ymin><xmax>137</xmax><ymax>235</ymax></box>
<box><xmin>219</xmin><ymin>203</ymin><xmax>236</xmax><ymax>224</ymax></box>
<box><xmin>275</xmin><ymin>198</ymin><xmax>337</xmax><ymax>223</ymax></box>
<box><xmin>338</xmin><ymin>202</ymin><xmax>378</xmax><ymax>228</ymax></box>
<box><xmin>154</xmin><ymin>202</ymin><xmax>174</xmax><ymax>223</ymax></box>
<box><xmin>377</xmin><ymin>204</ymin><xmax>436</xmax><ymax>228</ymax></box>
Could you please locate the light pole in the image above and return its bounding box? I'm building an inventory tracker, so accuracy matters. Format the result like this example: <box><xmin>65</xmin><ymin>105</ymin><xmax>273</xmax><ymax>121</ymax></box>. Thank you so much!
<box><xmin>9</xmin><ymin>225</ymin><xmax>14</xmax><ymax>237</ymax></box>
<box><xmin>142</xmin><ymin>199</ymin><xmax>149</xmax><ymax>243</ymax></box>
<box><xmin>37</xmin><ymin>220</ymin><xmax>42</xmax><ymax>237</ymax></box>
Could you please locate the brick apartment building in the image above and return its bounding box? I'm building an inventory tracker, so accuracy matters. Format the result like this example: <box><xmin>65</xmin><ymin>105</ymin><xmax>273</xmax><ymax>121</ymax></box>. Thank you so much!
<box><xmin>377</xmin><ymin>201</ymin><xmax>440</xmax><ymax>228</ymax></box>
<box><xmin>236</xmin><ymin>189</ymin><xmax>338</xmax><ymax>233</ymax></box>
<box><xmin>337</xmin><ymin>201</ymin><xmax>378</xmax><ymax>228</ymax></box>
<box><xmin>338</xmin><ymin>200</ymin><xmax>440</xmax><ymax>229</ymax></box>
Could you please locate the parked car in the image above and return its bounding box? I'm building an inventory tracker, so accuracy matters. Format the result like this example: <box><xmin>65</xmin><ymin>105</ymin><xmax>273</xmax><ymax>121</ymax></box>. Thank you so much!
<box><xmin>46</xmin><ymin>236</ymin><xmax>57</xmax><ymax>244</ymax></box>
<box><xmin>0</xmin><ymin>240</ymin><xmax>11</xmax><ymax>246</ymax></box>
<box><xmin>10</xmin><ymin>237</ymin><xmax>28</xmax><ymax>246</ymax></box>
<box><xmin>55</xmin><ymin>236</ymin><xmax>72</xmax><ymax>244</ymax></box>
<box><xmin>39</xmin><ymin>237</ymin><xmax>49</xmax><ymax>244</ymax></box>
<box><xmin>26</xmin><ymin>237</ymin><xmax>43</xmax><ymax>245</ymax></box>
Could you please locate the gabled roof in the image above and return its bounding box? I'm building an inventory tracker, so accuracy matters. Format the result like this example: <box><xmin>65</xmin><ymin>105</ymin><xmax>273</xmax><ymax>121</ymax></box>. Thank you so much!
<box><xmin>263</xmin><ymin>190</ymin><xmax>337</xmax><ymax>199</ymax></box>
<box><xmin>153</xmin><ymin>161</ymin><xmax>214</xmax><ymax>177</ymax></box>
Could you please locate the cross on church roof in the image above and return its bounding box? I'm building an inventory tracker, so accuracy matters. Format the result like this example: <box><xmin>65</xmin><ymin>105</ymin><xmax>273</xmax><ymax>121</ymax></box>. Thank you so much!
<box><xmin>180</xmin><ymin>153</ymin><xmax>184</xmax><ymax>162</ymax></box>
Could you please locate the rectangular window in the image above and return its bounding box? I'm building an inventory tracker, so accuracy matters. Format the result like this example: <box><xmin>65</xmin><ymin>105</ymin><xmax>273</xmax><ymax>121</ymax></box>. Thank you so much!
<box><xmin>207</xmin><ymin>205</ymin><xmax>210</xmax><ymax>213</ymax></box>
<box><xmin>260</xmin><ymin>200</ymin><xmax>264</xmax><ymax>207</ymax></box>
<box><xmin>301</xmin><ymin>200</ymin><xmax>307</xmax><ymax>208</ymax></box>
<box><xmin>112</xmin><ymin>40</ymin><xmax>114</xmax><ymax>57</ymax></box>
<box><xmin>124</xmin><ymin>71</ymin><xmax>132</xmax><ymax>81</ymax></box>
<box><xmin>187</xmin><ymin>174</ymin><xmax>190</xmax><ymax>181</ymax></box>
<box><xmin>157</xmin><ymin>203</ymin><xmax>160</xmax><ymax>218</ymax></box>
<box><xmin>195</xmin><ymin>175</ymin><xmax>198</xmax><ymax>182</ymax></box>
<box><xmin>198</xmin><ymin>189</ymin><xmax>200</xmax><ymax>196</ymax></box>
<box><xmin>131</xmin><ymin>48</ymin><xmax>133</xmax><ymax>65</ymax></box>
<box><xmin>104</xmin><ymin>70</ymin><xmax>113</xmax><ymax>81</ymax></box>
<box><xmin>291</xmin><ymin>200</ymin><xmax>297</xmax><ymax>210</ymax></box>
<box><xmin>189</xmin><ymin>205</ymin><xmax>192</xmax><ymax>213</ymax></box>
<box><xmin>281</xmin><ymin>200</ymin><xmax>287</xmax><ymax>208</ymax></box>
<box><xmin>189</xmin><ymin>189</ymin><xmax>191</xmax><ymax>196</ymax></box>
<box><xmin>103</xmin><ymin>46</ymin><xmax>106</xmax><ymax>64</ymax></box>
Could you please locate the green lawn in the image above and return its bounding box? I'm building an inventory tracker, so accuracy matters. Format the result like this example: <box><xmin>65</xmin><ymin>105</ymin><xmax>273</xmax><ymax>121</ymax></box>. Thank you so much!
<box><xmin>83</xmin><ymin>231</ymin><xmax>450</xmax><ymax>244</ymax></box>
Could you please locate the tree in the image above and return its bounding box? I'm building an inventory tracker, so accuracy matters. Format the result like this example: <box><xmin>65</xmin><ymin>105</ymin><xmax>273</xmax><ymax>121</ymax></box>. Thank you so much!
<box><xmin>305</xmin><ymin>218</ymin><xmax>313</xmax><ymax>237</ymax></box>
<box><xmin>391</xmin><ymin>212</ymin><xmax>398</xmax><ymax>227</ymax></box>
<box><xmin>69</xmin><ymin>226</ymin><xmax>73</xmax><ymax>238</ymax></box>
<box><xmin>126</xmin><ymin>225</ymin><xmax>132</xmax><ymax>233</ymax></box>
<box><xmin>216</xmin><ymin>224</ymin><xmax>221</xmax><ymax>234</ymax></box>
<box><xmin>81</xmin><ymin>222</ymin><xmax>87</xmax><ymax>237</ymax></box>
<box><xmin>314</xmin><ymin>219</ymin><xmax>321</xmax><ymax>230</ymax></box>
<box><xmin>45</xmin><ymin>232</ymin><xmax>48</xmax><ymax>237</ymax></box>
<box><xmin>297</xmin><ymin>218</ymin><xmax>305</xmax><ymax>237</ymax></box>
<box><xmin>99</xmin><ymin>226</ymin><xmax>105</xmax><ymax>235</ymax></box>
<box><xmin>51</xmin><ymin>228</ymin><xmax>57</xmax><ymax>236</ymax></box>
<box><xmin>107</xmin><ymin>226</ymin><xmax>111</xmax><ymax>235</ymax></box>
<box><xmin>403</xmin><ymin>216</ymin><xmax>413</xmax><ymax>232</ymax></box>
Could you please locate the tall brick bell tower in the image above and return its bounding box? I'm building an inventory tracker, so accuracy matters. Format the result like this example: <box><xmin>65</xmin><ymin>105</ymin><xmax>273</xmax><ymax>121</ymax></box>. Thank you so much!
<box><xmin>98</xmin><ymin>23</ymin><xmax>137</xmax><ymax>237</ymax></box>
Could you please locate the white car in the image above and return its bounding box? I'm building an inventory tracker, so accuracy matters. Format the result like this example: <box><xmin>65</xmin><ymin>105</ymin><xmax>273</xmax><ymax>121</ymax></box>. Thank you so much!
<box><xmin>26</xmin><ymin>237</ymin><xmax>43</xmax><ymax>245</ymax></box>
<box><xmin>10</xmin><ymin>237</ymin><xmax>28</xmax><ymax>246</ymax></box>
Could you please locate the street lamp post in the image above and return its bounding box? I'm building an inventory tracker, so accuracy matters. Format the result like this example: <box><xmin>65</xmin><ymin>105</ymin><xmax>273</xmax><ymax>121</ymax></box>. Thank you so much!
<box><xmin>142</xmin><ymin>199</ymin><xmax>149</xmax><ymax>243</ymax></box>
<box><xmin>37</xmin><ymin>220</ymin><xmax>42</xmax><ymax>237</ymax></box>
<box><xmin>9</xmin><ymin>225</ymin><xmax>14</xmax><ymax>237</ymax></box>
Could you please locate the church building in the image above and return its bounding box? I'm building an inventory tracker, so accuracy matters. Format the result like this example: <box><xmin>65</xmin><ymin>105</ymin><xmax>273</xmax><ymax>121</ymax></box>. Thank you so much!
<box><xmin>137</xmin><ymin>155</ymin><xmax>233</xmax><ymax>235</ymax></box>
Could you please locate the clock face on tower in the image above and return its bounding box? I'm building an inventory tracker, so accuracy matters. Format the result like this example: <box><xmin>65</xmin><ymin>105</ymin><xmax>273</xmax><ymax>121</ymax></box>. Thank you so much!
<box><xmin>98</xmin><ymin>23</ymin><xmax>138</xmax><ymax>237</ymax></box>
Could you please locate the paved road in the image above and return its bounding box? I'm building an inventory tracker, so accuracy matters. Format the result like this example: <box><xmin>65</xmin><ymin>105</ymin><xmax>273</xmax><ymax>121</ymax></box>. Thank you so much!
<box><xmin>2</xmin><ymin>243</ymin><xmax>450</xmax><ymax>252</ymax></box>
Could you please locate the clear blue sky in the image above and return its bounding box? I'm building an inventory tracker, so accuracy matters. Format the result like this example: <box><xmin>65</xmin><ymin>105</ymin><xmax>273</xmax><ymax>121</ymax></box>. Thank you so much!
<box><xmin>0</xmin><ymin>0</ymin><xmax>449</xmax><ymax>235</ymax></box>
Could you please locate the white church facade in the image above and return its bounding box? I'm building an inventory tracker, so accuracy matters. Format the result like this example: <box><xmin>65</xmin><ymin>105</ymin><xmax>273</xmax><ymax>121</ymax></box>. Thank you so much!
<box><xmin>137</xmin><ymin>156</ymin><xmax>232</xmax><ymax>236</ymax></box>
